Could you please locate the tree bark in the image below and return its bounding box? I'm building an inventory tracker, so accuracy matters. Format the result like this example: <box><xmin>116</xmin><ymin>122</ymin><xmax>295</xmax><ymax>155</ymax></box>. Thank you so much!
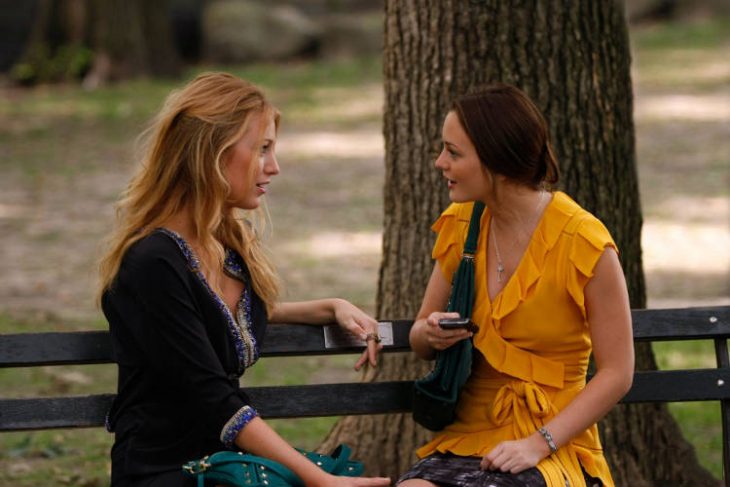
<box><xmin>84</xmin><ymin>0</ymin><xmax>180</xmax><ymax>87</ymax></box>
<box><xmin>321</xmin><ymin>1</ymin><xmax>718</xmax><ymax>485</ymax></box>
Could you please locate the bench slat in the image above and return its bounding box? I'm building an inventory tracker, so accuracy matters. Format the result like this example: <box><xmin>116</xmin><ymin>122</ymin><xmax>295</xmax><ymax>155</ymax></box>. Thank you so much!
<box><xmin>0</xmin><ymin>394</ymin><xmax>115</xmax><ymax>430</ymax></box>
<box><xmin>0</xmin><ymin>382</ymin><xmax>413</xmax><ymax>431</ymax></box>
<box><xmin>632</xmin><ymin>306</ymin><xmax>730</xmax><ymax>341</ymax></box>
<box><xmin>263</xmin><ymin>320</ymin><xmax>414</xmax><ymax>356</ymax></box>
<box><xmin>2</xmin><ymin>368</ymin><xmax>729</xmax><ymax>431</ymax></box>
<box><xmin>252</xmin><ymin>382</ymin><xmax>413</xmax><ymax>418</ymax></box>
<box><xmin>1</xmin><ymin>306</ymin><xmax>728</xmax><ymax>367</ymax></box>
<box><xmin>0</xmin><ymin>322</ymin><xmax>415</xmax><ymax>367</ymax></box>
<box><xmin>622</xmin><ymin>368</ymin><xmax>730</xmax><ymax>403</ymax></box>
<box><xmin>0</xmin><ymin>331</ymin><xmax>112</xmax><ymax>367</ymax></box>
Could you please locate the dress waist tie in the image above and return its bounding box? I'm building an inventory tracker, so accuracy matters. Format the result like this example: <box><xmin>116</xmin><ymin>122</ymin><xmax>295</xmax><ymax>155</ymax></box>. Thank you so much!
<box><xmin>491</xmin><ymin>380</ymin><xmax>586</xmax><ymax>487</ymax></box>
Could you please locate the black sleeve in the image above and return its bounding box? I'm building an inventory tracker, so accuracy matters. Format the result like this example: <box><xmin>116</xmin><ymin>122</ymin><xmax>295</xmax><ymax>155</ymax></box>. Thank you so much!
<box><xmin>107</xmin><ymin>237</ymin><xmax>254</xmax><ymax>437</ymax></box>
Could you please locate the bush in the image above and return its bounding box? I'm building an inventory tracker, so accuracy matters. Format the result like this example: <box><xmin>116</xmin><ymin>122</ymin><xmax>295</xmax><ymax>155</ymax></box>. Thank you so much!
<box><xmin>10</xmin><ymin>44</ymin><xmax>93</xmax><ymax>86</ymax></box>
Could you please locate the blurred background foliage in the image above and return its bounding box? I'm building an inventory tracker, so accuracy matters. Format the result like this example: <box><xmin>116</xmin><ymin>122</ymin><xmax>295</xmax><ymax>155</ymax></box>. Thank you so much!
<box><xmin>4</xmin><ymin>0</ymin><xmax>727</xmax><ymax>87</ymax></box>
<box><xmin>0</xmin><ymin>0</ymin><xmax>384</xmax><ymax>86</ymax></box>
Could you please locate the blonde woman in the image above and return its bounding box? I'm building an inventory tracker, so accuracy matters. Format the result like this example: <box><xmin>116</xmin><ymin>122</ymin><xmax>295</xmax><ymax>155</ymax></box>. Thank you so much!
<box><xmin>98</xmin><ymin>73</ymin><xmax>390</xmax><ymax>487</ymax></box>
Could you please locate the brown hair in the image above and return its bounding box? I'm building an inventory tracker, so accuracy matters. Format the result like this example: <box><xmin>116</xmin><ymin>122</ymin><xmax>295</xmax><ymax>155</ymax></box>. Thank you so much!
<box><xmin>452</xmin><ymin>83</ymin><xmax>559</xmax><ymax>187</ymax></box>
<box><xmin>98</xmin><ymin>72</ymin><xmax>280</xmax><ymax>313</ymax></box>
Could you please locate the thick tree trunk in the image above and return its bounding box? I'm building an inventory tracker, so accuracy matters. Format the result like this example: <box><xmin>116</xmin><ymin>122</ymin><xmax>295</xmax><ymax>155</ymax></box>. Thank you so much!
<box><xmin>85</xmin><ymin>0</ymin><xmax>180</xmax><ymax>87</ymax></box>
<box><xmin>322</xmin><ymin>1</ymin><xmax>718</xmax><ymax>485</ymax></box>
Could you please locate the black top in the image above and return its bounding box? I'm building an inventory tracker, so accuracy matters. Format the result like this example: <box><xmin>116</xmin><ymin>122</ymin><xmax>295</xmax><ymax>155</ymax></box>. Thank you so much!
<box><xmin>102</xmin><ymin>230</ymin><xmax>267</xmax><ymax>484</ymax></box>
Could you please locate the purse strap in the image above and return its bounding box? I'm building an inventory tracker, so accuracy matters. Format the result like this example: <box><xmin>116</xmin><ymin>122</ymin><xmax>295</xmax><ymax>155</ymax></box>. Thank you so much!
<box><xmin>183</xmin><ymin>444</ymin><xmax>361</xmax><ymax>486</ymax></box>
<box><xmin>184</xmin><ymin>451</ymin><xmax>301</xmax><ymax>487</ymax></box>
<box><xmin>446</xmin><ymin>201</ymin><xmax>485</xmax><ymax>319</ymax></box>
<box><xmin>300</xmin><ymin>443</ymin><xmax>353</xmax><ymax>476</ymax></box>
<box><xmin>464</xmin><ymin>201</ymin><xmax>485</xmax><ymax>256</ymax></box>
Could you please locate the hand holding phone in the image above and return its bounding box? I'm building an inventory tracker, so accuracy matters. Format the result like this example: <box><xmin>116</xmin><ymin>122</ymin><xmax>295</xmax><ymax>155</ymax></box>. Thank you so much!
<box><xmin>438</xmin><ymin>317</ymin><xmax>479</xmax><ymax>334</ymax></box>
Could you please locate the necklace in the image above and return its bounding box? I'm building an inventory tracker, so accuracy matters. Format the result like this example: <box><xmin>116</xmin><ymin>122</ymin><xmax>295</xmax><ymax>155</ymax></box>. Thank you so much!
<box><xmin>490</xmin><ymin>189</ymin><xmax>546</xmax><ymax>283</ymax></box>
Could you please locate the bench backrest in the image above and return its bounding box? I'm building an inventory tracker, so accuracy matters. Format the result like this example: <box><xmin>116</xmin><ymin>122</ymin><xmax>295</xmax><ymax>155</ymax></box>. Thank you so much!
<box><xmin>1</xmin><ymin>307</ymin><xmax>728</xmax><ymax>432</ymax></box>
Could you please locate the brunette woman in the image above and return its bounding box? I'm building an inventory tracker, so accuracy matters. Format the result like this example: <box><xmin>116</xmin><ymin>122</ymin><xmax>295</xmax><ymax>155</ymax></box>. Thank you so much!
<box><xmin>398</xmin><ymin>84</ymin><xmax>633</xmax><ymax>487</ymax></box>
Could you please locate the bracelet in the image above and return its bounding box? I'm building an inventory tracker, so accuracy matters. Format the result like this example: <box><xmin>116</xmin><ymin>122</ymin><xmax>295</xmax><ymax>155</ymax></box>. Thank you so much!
<box><xmin>538</xmin><ymin>427</ymin><xmax>558</xmax><ymax>454</ymax></box>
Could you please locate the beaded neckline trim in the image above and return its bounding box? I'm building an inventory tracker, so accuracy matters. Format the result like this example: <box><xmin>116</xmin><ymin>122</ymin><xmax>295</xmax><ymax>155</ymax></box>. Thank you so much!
<box><xmin>155</xmin><ymin>228</ymin><xmax>259</xmax><ymax>373</ymax></box>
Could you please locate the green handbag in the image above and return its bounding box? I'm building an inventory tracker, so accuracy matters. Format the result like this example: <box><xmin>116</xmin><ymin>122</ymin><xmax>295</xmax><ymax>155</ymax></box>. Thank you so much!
<box><xmin>412</xmin><ymin>201</ymin><xmax>485</xmax><ymax>431</ymax></box>
<box><xmin>182</xmin><ymin>443</ymin><xmax>363</xmax><ymax>487</ymax></box>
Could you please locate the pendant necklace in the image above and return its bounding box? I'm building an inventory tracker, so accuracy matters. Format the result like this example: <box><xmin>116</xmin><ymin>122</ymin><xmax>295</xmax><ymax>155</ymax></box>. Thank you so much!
<box><xmin>490</xmin><ymin>189</ymin><xmax>546</xmax><ymax>283</ymax></box>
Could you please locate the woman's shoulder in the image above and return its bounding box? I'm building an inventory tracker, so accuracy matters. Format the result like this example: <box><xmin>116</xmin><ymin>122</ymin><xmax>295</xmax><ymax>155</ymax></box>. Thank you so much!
<box><xmin>440</xmin><ymin>201</ymin><xmax>476</xmax><ymax>220</ymax></box>
<box><xmin>548</xmin><ymin>192</ymin><xmax>617</xmax><ymax>277</ymax></box>
<box><xmin>120</xmin><ymin>230</ymin><xmax>189</xmax><ymax>277</ymax></box>
<box><xmin>432</xmin><ymin>202</ymin><xmax>475</xmax><ymax>232</ymax></box>
<box><xmin>430</xmin><ymin>202</ymin><xmax>478</xmax><ymax>269</ymax></box>
<box><xmin>552</xmin><ymin>192</ymin><xmax>613</xmax><ymax>241</ymax></box>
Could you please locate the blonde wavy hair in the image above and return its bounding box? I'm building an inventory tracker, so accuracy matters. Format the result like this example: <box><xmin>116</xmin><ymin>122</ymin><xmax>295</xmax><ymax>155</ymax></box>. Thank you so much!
<box><xmin>98</xmin><ymin>72</ymin><xmax>280</xmax><ymax>313</ymax></box>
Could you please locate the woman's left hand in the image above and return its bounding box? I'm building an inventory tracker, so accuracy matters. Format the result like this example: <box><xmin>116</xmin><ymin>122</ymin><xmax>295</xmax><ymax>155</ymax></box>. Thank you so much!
<box><xmin>332</xmin><ymin>299</ymin><xmax>383</xmax><ymax>370</ymax></box>
<box><xmin>480</xmin><ymin>434</ymin><xmax>551</xmax><ymax>473</ymax></box>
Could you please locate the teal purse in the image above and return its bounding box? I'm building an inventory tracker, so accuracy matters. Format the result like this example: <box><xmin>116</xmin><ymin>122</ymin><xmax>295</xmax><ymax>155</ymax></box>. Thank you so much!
<box><xmin>412</xmin><ymin>201</ymin><xmax>485</xmax><ymax>431</ymax></box>
<box><xmin>182</xmin><ymin>443</ymin><xmax>363</xmax><ymax>487</ymax></box>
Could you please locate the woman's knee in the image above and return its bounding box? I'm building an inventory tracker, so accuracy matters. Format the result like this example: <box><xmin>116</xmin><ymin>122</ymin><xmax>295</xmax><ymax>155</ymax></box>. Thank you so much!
<box><xmin>398</xmin><ymin>479</ymin><xmax>440</xmax><ymax>487</ymax></box>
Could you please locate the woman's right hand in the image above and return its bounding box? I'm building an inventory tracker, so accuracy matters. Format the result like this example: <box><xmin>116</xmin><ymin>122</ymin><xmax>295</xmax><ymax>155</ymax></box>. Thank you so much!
<box><xmin>420</xmin><ymin>311</ymin><xmax>474</xmax><ymax>351</ymax></box>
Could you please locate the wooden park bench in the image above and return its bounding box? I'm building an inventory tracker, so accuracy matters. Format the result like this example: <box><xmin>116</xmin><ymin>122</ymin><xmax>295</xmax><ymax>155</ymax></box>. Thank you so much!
<box><xmin>1</xmin><ymin>306</ymin><xmax>728</xmax><ymax>482</ymax></box>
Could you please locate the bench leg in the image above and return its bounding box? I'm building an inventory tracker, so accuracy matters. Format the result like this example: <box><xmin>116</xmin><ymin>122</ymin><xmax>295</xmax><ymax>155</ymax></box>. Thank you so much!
<box><xmin>714</xmin><ymin>337</ymin><xmax>729</xmax><ymax>482</ymax></box>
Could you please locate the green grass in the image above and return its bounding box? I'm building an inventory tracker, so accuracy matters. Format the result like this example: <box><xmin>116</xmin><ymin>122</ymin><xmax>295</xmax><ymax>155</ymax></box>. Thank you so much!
<box><xmin>0</xmin><ymin>56</ymin><xmax>383</xmax><ymax>185</ymax></box>
<box><xmin>632</xmin><ymin>17</ymin><xmax>730</xmax><ymax>50</ymax></box>
<box><xmin>630</xmin><ymin>17</ymin><xmax>730</xmax><ymax>92</ymax></box>
<box><xmin>0</xmin><ymin>430</ymin><xmax>110</xmax><ymax>486</ymax></box>
<box><xmin>667</xmin><ymin>401</ymin><xmax>724</xmax><ymax>477</ymax></box>
<box><xmin>652</xmin><ymin>340</ymin><xmax>726</xmax><ymax>478</ymax></box>
<box><xmin>0</xmin><ymin>56</ymin><xmax>382</xmax><ymax>129</ymax></box>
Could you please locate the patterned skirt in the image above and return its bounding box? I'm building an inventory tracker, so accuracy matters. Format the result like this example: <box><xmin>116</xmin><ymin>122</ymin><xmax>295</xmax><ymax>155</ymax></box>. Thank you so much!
<box><xmin>397</xmin><ymin>452</ymin><xmax>602</xmax><ymax>487</ymax></box>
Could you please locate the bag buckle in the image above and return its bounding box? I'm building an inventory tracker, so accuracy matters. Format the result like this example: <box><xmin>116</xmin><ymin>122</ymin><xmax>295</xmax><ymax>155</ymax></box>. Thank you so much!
<box><xmin>183</xmin><ymin>456</ymin><xmax>211</xmax><ymax>474</ymax></box>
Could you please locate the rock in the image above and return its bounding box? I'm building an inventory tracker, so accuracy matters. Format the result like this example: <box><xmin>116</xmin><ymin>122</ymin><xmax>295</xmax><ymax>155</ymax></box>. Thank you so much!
<box><xmin>202</xmin><ymin>0</ymin><xmax>321</xmax><ymax>63</ymax></box>
<box><xmin>320</xmin><ymin>12</ymin><xmax>383</xmax><ymax>59</ymax></box>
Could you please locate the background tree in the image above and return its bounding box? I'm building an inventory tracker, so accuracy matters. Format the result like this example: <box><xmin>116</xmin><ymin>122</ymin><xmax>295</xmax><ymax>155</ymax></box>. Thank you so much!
<box><xmin>84</xmin><ymin>0</ymin><xmax>181</xmax><ymax>86</ymax></box>
<box><xmin>321</xmin><ymin>1</ymin><xmax>718</xmax><ymax>484</ymax></box>
<box><xmin>9</xmin><ymin>0</ymin><xmax>181</xmax><ymax>86</ymax></box>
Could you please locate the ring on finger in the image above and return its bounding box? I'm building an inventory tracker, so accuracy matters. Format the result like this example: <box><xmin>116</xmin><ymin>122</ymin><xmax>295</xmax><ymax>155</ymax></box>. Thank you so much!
<box><xmin>365</xmin><ymin>332</ymin><xmax>381</xmax><ymax>343</ymax></box>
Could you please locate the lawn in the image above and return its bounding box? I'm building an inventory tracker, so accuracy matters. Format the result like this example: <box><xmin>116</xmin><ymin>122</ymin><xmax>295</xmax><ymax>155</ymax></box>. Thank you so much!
<box><xmin>0</xmin><ymin>17</ymin><xmax>728</xmax><ymax>486</ymax></box>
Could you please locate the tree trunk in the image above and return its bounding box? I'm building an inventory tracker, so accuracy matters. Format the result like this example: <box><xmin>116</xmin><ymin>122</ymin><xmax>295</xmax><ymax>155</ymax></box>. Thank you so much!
<box><xmin>11</xmin><ymin>0</ymin><xmax>92</xmax><ymax>84</ymax></box>
<box><xmin>12</xmin><ymin>0</ymin><xmax>180</xmax><ymax>85</ymax></box>
<box><xmin>322</xmin><ymin>1</ymin><xmax>718</xmax><ymax>485</ymax></box>
<box><xmin>85</xmin><ymin>0</ymin><xmax>180</xmax><ymax>87</ymax></box>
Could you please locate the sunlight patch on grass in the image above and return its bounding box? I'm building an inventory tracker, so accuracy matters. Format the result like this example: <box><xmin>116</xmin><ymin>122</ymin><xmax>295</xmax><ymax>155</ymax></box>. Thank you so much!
<box><xmin>0</xmin><ymin>203</ymin><xmax>30</xmax><ymax>219</ymax></box>
<box><xmin>642</xmin><ymin>220</ymin><xmax>730</xmax><ymax>272</ymax></box>
<box><xmin>279</xmin><ymin>231</ymin><xmax>382</xmax><ymax>258</ymax></box>
<box><xmin>635</xmin><ymin>93</ymin><xmax>730</xmax><ymax>121</ymax></box>
<box><xmin>278</xmin><ymin>128</ymin><xmax>384</xmax><ymax>160</ymax></box>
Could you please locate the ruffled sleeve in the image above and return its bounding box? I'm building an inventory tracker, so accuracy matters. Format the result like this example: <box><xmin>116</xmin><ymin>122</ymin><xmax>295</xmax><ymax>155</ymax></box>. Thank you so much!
<box><xmin>566</xmin><ymin>216</ymin><xmax>618</xmax><ymax>320</ymax></box>
<box><xmin>431</xmin><ymin>202</ymin><xmax>474</xmax><ymax>282</ymax></box>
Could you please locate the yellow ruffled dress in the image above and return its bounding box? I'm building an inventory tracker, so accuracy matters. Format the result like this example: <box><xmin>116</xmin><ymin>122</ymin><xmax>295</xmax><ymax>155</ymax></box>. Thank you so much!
<box><xmin>417</xmin><ymin>191</ymin><xmax>617</xmax><ymax>487</ymax></box>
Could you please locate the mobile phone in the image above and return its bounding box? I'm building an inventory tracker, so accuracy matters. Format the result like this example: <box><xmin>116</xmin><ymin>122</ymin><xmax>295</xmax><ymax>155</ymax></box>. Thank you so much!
<box><xmin>438</xmin><ymin>318</ymin><xmax>478</xmax><ymax>333</ymax></box>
